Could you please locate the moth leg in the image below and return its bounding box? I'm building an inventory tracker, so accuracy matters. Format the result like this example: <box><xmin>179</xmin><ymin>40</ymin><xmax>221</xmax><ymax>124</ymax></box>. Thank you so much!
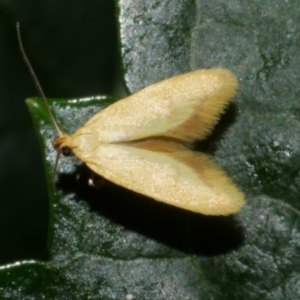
<box><xmin>75</xmin><ymin>165</ymin><xmax>106</xmax><ymax>188</ymax></box>
<box><xmin>88</xmin><ymin>172</ymin><xmax>106</xmax><ymax>189</ymax></box>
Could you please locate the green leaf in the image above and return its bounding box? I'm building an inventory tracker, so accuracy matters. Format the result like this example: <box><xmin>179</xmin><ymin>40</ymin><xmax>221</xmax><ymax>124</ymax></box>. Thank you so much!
<box><xmin>2</xmin><ymin>0</ymin><xmax>300</xmax><ymax>299</ymax></box>
<box><xmin>0</xmin><ymin>0</ymin><xmax>119</xmax><ymax>265</ymax></box>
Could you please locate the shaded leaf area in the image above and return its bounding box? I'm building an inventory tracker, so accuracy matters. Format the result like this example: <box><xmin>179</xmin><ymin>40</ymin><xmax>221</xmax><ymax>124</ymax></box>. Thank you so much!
<box><xmin>0</xmin><ymin>257</ymin><xmax>203</xmax><ymax>299</ymax></box>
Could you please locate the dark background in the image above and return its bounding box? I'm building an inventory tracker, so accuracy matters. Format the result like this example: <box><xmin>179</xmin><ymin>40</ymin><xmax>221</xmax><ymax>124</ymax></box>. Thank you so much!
<box><xmin>0</xmin><ymin>0</ymin><xmax>122</xmax><ymax>264</ymax></box>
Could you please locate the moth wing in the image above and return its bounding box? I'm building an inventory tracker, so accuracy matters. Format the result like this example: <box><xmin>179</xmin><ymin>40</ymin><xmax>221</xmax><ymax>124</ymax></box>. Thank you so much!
<box><xmin>73</xmin><ymin>69</ymin><xmax>237</xmax><ymax>144</ymax></box>
<box><xmin>75</xmin><ymin>143</ymin><xmax>244</xmax><ymax>216</ymax></box>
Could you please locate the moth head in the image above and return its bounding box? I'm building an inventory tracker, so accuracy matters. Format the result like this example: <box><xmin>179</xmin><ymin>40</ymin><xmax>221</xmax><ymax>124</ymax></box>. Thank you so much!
<box><xmin>53</xmin><ymin>135</ymin><xmax>73</xmax><ymax>157</ymax></box>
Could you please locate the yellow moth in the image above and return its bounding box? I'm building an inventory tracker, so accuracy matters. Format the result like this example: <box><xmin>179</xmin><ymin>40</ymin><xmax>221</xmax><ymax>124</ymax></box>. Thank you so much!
<box><xmin>17</xmin><ymin>25</ymin><xmax>245</xmax><ymax>216</ymax></box>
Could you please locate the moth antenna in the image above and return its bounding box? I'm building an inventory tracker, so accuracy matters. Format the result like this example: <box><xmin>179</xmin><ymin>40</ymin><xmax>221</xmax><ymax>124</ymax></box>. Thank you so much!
<box><xmin>16</xmin><ymin>22</ymin><xmax>63</xmax><ymax>137</ymax></box>
<box><xmin>52</xmin><ymin>150</ymin><xmax>61</xmax><ymax>188</ymax></box>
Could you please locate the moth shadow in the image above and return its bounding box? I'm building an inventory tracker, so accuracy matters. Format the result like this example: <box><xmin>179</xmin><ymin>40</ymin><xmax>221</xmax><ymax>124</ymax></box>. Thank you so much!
<box><xmin>58</xmin><ymin>164</ymin><xmax>245</xmax><ymax>257</ymax></box>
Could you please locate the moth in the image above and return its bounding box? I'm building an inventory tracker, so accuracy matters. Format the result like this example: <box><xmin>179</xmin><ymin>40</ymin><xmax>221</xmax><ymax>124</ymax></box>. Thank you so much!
<box><xmin>18</xmin><ymin>24</ymin><xmax>245</xmax><ymax>216</ymax></box>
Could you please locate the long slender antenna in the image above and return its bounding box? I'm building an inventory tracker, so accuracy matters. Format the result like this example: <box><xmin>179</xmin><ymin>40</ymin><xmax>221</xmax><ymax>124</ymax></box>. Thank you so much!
<box><xmin>16</xmin><ymin>22</ymin><xmax>63</xmax><ymax>136</ymax></box>
<box><xmin>52</xmin><ymin>150</ymin><xmax>62</xmax><ymax>189</ymax></box>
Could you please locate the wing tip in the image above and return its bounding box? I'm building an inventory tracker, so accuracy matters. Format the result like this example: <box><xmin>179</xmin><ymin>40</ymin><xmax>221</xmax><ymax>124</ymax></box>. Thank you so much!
<box><xmin>170</xmin><ymin>151</ymin><xmax>245</xmax><ymax>216</ymax></box>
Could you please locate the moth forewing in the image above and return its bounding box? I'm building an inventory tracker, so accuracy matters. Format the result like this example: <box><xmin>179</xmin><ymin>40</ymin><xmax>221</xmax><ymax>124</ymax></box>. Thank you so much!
<box><xmin>54</xmin><ymin>69</ymin><xmax>245</xmax><ymax>216</ymax></box>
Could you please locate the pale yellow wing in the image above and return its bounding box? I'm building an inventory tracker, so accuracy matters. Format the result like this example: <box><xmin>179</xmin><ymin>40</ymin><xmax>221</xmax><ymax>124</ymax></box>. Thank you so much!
<box><xmin>73</xmin><ymin>143</ymin><xmax>244</xmax><ymax>216</ymax></box>
<box><xmin>73</xmin><ymin>69</ymin><xmax>237</xmax><ymax>144</ymax></box>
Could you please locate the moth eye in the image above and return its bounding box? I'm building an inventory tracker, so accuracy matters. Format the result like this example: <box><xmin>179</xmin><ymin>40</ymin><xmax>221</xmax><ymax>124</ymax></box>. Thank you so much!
<box><xmin>61</xmin><ymin>146</ymin><xmax>72</xmax><ymax>157</ymax></box>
